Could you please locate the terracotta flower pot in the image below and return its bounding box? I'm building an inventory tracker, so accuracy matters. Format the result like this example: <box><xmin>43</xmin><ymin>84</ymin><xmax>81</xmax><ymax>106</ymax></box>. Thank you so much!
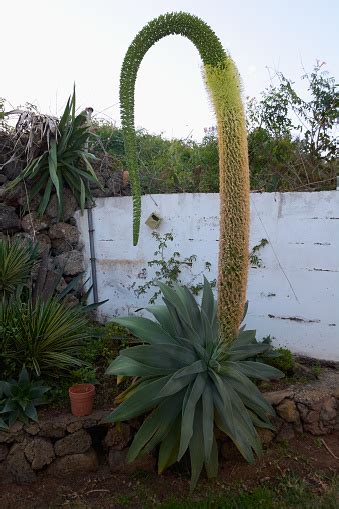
<box><xmin>69</xmin><ymin>383</ymin><xmax>95</xmax><ymax>417</ymax></box>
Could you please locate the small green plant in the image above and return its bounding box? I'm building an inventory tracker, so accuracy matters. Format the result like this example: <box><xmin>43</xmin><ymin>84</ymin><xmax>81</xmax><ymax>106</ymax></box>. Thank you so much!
<box><xmin>0</xmin><ymin>297</ymin><xmax>91</xmax><ymax>377</ymax></box>
<box><xmin>0</xmin><ymin>238</ymin><xmax>39</xmax><ymax>300</ymax></box>
<box><xmin>106</xmin><ymin>279</ymin><xmax>284</xmax><ymax>491</ymax></box>
<box><xmin>7</xmin><ymin>87</ymin><xmax>100</xmax><ymax>217</ymax></box>
<box><xmin>263</xmin><ymin>342</ymin><xmax>294</xmax><ymax>375</ymax></box>
<box><xmin>135</xmin><ymin>232</ymin><xmax>215</xmax><ymax>303</ymax></box>
<box><xmin>249</xmin><ymin>239</ymin><xmax>269</xmax><ymax>268</ymax></box>
<box><xmin>0</xmin><ymin>367</ymin><xmax>49</xmax><ymax>428</ymax></box>
<box><xmin>312</xmin><ymin>361</ymin><xmax>322</xmax><ymax>377</ymax></box>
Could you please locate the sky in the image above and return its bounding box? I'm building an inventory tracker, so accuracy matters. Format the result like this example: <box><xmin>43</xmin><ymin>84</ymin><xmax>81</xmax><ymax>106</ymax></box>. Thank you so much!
<box><xmin>2</xmin><ymin>0</ymin><xmax>338</xmax><ymax>140</ymax></box>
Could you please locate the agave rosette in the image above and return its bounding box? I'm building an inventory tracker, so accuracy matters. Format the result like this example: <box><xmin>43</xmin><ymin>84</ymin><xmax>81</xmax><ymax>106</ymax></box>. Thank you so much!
<box><xmin>106</xmin><ymin>279</ymin><xmax>284</xmax><ymax>489</ymax></box>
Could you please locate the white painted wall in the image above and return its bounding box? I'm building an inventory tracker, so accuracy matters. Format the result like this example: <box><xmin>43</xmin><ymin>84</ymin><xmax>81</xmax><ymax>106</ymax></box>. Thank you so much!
<box><xmin>75</xmin><ymin>192</ymin><xmax>339</xmax><ymax>361</ymax></box>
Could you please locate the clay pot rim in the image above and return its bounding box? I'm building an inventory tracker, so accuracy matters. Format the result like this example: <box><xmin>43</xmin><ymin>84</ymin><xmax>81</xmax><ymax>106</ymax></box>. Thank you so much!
<box><xmin>69</xmin><ymin>383</ymin><xmax>95</xmax><ymax>396</ymax></box>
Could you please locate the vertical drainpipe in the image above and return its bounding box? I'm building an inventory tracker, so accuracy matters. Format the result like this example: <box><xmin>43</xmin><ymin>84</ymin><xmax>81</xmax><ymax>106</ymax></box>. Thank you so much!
<box><xmin>85</xmin><ymin>107</ymin><xmax>99</xmax><ymax>304</ymax></box>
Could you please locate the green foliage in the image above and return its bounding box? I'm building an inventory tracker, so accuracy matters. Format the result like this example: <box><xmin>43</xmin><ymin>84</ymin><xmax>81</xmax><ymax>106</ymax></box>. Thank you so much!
<box><xmin>249</xmin><ymin>239</ymin><xmax>269</xmax><ymax>268</ymax></box>
<box><xmin>120</xmin><ymin>12</ymin><xmax>226</xmax><ymax>245</ymax></box>
<box><xmin>79</xmin><ymin>322</ymin><xmax>128</xmax><ymax>365</ymax></box>
<box><xmin>265</xmin><ymin>347</ymin><xmax>294</xmax><ymax>375</ymax></box>
<box><xmin>105</xmin><ymin>280</ymin><xmax>283</xmax><ymax>490</ymax></box>
<box><xmin>7</xmin><ymin>87</ymin><xmax>100</xmax><ymax>217</ymax></box>
<box><xmin>135</xmin><ymin>232</ymin><xmax>215</xmax><ymax>303</ymax></box>
<box><xmin>0</xmin><ymin>367</ymin><xmax>49</xmax><ymax>428</ymax></box>
<box><xmin>0</xmin><ymin>238</ymin><xmax>39</xmax><ymax>299</ymax></box>
<box><xmin>159</xmin><ymin>473</ymin><xmax>339</xmax><ymax>509</ymax></box>
<box><xmin>92</xmin><ymin>123</ymin><xmax>220</xmax><ymax>195</ymax></box>
<box><xmin>247</xmin><ymin>62</ymin><xmax>338</xmax><ymax>191</ymax></box>
<box><xmin>0</xmin><ymin>297</ymin><xmax>90</xmax><ymax>377</ymax></box>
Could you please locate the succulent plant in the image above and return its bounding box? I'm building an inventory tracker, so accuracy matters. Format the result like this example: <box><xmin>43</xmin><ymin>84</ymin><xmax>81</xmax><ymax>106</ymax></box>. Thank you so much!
<box><xmin>106</xmin><ymin>280</ymin><xmax>284</xmax><ymax>490</ymax></box>
<box><xmin>0</xmin><ymin>367</ymin><xmax>49</xmax><ymax>428</ymax></box>
<box><xmin>119</xmin><ymin>12</ymin><xmax>250</xmax><ymax>342</ymax></box>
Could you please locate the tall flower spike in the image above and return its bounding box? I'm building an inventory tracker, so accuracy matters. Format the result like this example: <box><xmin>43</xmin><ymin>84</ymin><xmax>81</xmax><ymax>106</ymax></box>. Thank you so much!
<box><xmin>120</xmin><ymin>12</ymin><xmax>250</xmax><ymax>342</ymax></box>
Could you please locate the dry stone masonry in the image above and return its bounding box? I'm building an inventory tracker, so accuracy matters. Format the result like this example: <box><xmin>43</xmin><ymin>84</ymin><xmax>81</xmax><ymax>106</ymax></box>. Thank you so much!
<box><xmin>0</xmin><ymin>370</ymin><xmax>337</xmax><ymax>485</ymax></box>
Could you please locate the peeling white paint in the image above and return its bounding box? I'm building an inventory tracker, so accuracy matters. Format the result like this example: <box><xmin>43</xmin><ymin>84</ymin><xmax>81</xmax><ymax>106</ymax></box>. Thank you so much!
<box><xmin>75</xmin><ymin>192</ymin><xmax>339</xmax><ymax>361</ymax></box>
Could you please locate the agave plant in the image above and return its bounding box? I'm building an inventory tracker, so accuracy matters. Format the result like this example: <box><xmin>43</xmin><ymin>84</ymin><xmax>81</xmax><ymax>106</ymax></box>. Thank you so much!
<box><xmin>7</xmin><ymin>86</ymin><xmax>100</xmax><ymax>217</ymax></box>
<box><xmin>105</xmin><ymin>280</ymin><xmax>284</xmax><ymax>490</ymax></box>
<box><xmin>0</xmin><ymin>238</ymin><xmax>39</xmax><ymax>299</ymax></box>
<box><xmin>0</xmin><ymin>367</ymin><xmax>49</xmax><ymax>428</ymax></box>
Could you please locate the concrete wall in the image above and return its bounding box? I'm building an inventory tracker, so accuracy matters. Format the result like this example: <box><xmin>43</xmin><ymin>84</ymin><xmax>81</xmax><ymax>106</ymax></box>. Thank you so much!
<box><xmin>75</xmin><ymin>192</ymin><xmax>339</xmax><ymax>361</ymax></box>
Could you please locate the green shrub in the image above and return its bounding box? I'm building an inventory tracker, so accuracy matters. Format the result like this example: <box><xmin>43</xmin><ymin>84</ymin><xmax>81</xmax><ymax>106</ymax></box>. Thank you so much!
<box><xmin>7</xmin><ymin>87</ymin><xmax>100</xmax><ymax>217</ymax></box>
<box><xmin>265</xmin><ymin>347</ymin><xmax>294</xmax><ymax>375</ymax></box>
<box><xmin>106</xmin><ymin>280</ymin><xmax>284</xmax><ymax>490</ymax></box>
<box><xmin>0</xmin><ymin>367</ymin><xmax>49</xmax><ymax>428</ymax></box>
<box><xmin>0</xmin><ymin>238</ymin><xmax>39</xmax><ymax>299</ymax></box>
<box><xmin>0</xmin><ymin>298</ymin><xmax>91</xmax><ymax>377</ymax></box>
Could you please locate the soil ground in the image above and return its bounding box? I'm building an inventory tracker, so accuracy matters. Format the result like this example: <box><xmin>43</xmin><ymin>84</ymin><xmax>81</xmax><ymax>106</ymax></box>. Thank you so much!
<box><xmin>1</xmin><ymin>431</ymin><xmax>338</xmax><ymax>509</ymax></box>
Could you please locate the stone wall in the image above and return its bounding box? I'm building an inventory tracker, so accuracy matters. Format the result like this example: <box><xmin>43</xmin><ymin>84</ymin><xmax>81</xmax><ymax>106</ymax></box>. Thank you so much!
<box><xmin>1</xmin><ymin>372</ymin><xmax>338</xmax><ymax>485</ymax></box>
<box><xmin>0</xmin><ymin>182</ymin><xmax>85</xmax><ymax>303</ymax></box>
<box><xmin>0</xmin><ymin>131</ymin><xmax>130</xmax><ymax>303</ymax></box>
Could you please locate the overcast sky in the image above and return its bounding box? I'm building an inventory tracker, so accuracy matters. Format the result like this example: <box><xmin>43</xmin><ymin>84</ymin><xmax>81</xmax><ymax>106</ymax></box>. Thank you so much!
<box><xmin>2</xmin><ymin>0</ymin><xmax>338</xmax><ymax>140</ymax></box>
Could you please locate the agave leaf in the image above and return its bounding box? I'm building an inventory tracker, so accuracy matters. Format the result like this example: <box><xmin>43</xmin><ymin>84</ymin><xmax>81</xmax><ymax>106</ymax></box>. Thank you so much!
<box><xmin>247</xmin><ymin>409</ymin><xmax>275</xmax><ymax>430</ymax></box>
<box><xmin>222</xmin><ymin>378</ymin><xmax>262</xmax><ymax>457</ymax></box>
<box><xmin>172</xmin><ymin>283</ymin><xmax>203</xmax><ymax>338</ymax></box>
<box><xmin>145</xmin><ymin>304</ymin><xmax>177</xmax><ymax>337</ymax></box>
<box><xmin>112</xmin><ymin>316</ymin><xmax>175</xmax><ymax>345</ymax></box>
<box><xmin>202</xmin><ymin>382</ymin><xmax>214</xmax><ymax>463</ymax></box>
<box><xmin>0</xmin><ymin>418</ymin><xmax>9</xmax><ymax>430</ymax></box>
<box><xmin>157</xmin><ymin>281</ymin><xmax>192</xmax><ymax>326</ymax></box>
<box><xmin>228</xmin><ymin>344</ymin><xmax>270</xmax><ymax>361</ymax></box>
<box><xmin>105</xmin><ymin>376</ymin><xmax>172</xmax><ymax>423</ymax></box>
<box><xmin>208</xmin><ymin>371</ymin><xmax>235</xmax><ymax>436</ymax></box>
<box><xmin>25</xmin><ymin>403</ymin><xmax>38</xmax><ymax>422</ymax></box>
<box><xmin>161</xmin><ymin>297</ymin><xmax>185</xmax><ymax>338</ymax></box>
<box><xmin>161</xmin><ymin>297</ymin><xmax>199</xmax><ymax>345</ymax></box>
<box><xmin>8</xmin><ymin>409</ymin><xmax>20</xmax><ymax>428</ymax></box>
<box><xmin>127</xmin><ymin>391</ymin><xmax>184</xmax><ymax>462</ymax></box>
<box><xmin>172</xmin><ymin>360</ymin><xmax>206</xmax><ymax>379</ymax></box>
<box><xmin>241</xmin><ymin>301</ymin><xmax>249</xmax><ymax>323</ymax></box>
<box><xmin>213</xmin><ymin>391</ymin><xmax>254</xmax><ymax>464</ymax></box>
<box><xmin>230</xmin><ymin>329</ymin><xmax>257</xmax><ymax>349</ymax></box>
<box><xmin>158</xmin><ymin>416</ymin><xmax>181</xmax><ymax>474</ymax></box>
<box><xmin>205</xmin><ymin>435</ymin><xmax>218</xmax><ymax>479</ymax></box>
<box><xmin>0</xmin><ymin>400</ymin><xmax>16</xmax><ymax>413</ymax></box>
<box><xmin>114</xmin><ymin>378</ymin><xmax>142</xmax><ymax>404</ymax></box>
<box><xmin>120</xmin><ymin>344</ymin><xmax>196</xmax><ymax>371</ymax></box>
<box><xmin>201</xmin><ymin>276</ymin><xmax>216</xmax><ymax>325</ymax></box>
<box><xmin>106</xmin><ymin>355</ymin><xmax>174</xmax><ymax>377</ymax></box>
<box><xmin>178</xmin><ymin>372</ymin><xmax>207</xmax><ymax>460</ymax></box>
<box><xmin>236</xmin><ymin>361</ymin><xmax>284</xmax><ymax>380</ymax></box>
<box><xmin>188</xmin><ymin>400</ymin><xmax>205</xmax><ymax>493</ymax></box>
<box><xmin>18</xmin><ymin>367</ymin><xmax>29</xmax><ymax>384</ymax></box>
<box><xmin>223</xmin><ymin>365</ymin><xmax>274</xmax><ymax>416</ymax></box>
<box><xmin>158</xmin><ymin>373</ymin><xmax>195</xmax><ymax>398</ymax></box>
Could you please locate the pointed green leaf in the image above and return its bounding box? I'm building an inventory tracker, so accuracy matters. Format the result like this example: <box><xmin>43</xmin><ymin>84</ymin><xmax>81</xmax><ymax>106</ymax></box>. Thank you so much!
<box><xmin>112</xmin><ymin>316</ymin><xmax>175</xmax><ymax>345</ymax></box>
<box><xmin>178</xmin><ymin>373</ymin><xmax>206</xmax><ymax>460</ymax></box>
<box><xmin>236</xmin><ymin>361</ymin><xmax>284</xmax><ymax>381</ymax></box>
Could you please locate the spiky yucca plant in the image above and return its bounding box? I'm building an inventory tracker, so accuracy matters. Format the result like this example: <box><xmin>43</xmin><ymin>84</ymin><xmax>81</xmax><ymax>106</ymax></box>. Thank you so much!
<box><xmin>120</xmin><ymin>12</ymin><xmax>249</xmax><ymax>342</ymax></box>
<box><xmin>0</xmin><ymin>298</ymin><xmax>90</xmax><ymax>377</ymax></box>
<box><xmin>0</xmin><ymin>238</ymin><xmax>39</xmax><ymax>299</ymax></box>
<box><xmin>106</xmin><ymin>280</ymin><xmax>283</xmax><ymax>490</ymax></box>
<box><xmin>7</xmin><ymin>87</ymin><xmax>100</xmax><ymax>217</ymax></box>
